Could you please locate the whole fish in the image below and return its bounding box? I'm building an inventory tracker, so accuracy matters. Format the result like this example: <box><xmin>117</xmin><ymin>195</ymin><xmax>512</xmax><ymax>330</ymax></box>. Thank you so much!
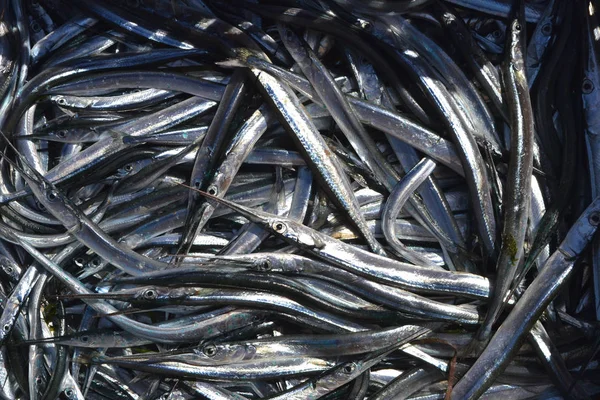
<box><xmin>477</xmin><ymin>0</ymin><xmax>535</xmax><ymax>343</ymax></box>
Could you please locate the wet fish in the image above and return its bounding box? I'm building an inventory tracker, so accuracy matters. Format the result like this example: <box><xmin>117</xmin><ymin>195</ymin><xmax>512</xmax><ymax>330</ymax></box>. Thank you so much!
<box><xmin>0</xmin><ymin>1</ymin><xmax>595</xmax><ymax>398</ymax></box>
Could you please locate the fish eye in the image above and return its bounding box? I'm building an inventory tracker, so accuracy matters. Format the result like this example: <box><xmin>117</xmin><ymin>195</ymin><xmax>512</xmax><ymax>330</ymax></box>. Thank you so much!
<box><xmin>361</xmin><ymin>21</ymin><xmax>372</xmax><ymax>31</ymax></box>
<box><xmin>81</xmin><ymin>336</ymin><xmax>89</xmax><ymax>342</ymax></box>
<box><xmin>343</xmin><ymin>363</ymin><xmax>355</xmax><ymax>374</ymax></box>
<box><xmin>260</xmin><ymin>259</ymin><xmax>272</xmax><ymax>271</ymax></box>
<box><xmin>57</xmin><ymin>97</ymin><xmax>67</xmax><ymax>106</ymax></box>
<box><xmin>207</xmin><ymin>185</ymin><xmax>218</xmax><ymax>196</ymax></box>
<box><xmin>583</xmin><ymin>79</ymin><xmax>595</xmax><ymax>94</ymax></box>
<box><xmin>124</xmin><ymin>164</ymin><xmax>134</xmax><ymax>172</ymax></box>
<box><xmin>589</xmin><ymin>212</ymin><xmax>600</xmax><ymax>226</ymax></box>
<box><xmin>5</xmin><ymin>267</ymin><xmax>12</xmax><ymax>273</ymax></box>
<box><xmin>514</xmin><ymin>23</ymin><xmax>521</xmax><ymax>31</ymax></box>
<box><xmin>3</xmin><ymin>324</ymin><xmax>10</xmax><ymax>332</ymax></box>
<box><xmin>35</xmin><ymin>376</ymin><xmax>42</xmax><ymax>385</ymax></box>
<box><xmin>46</xmin><ymin>191</ymin><xmax>58</xmax><ymax>202</ymax></box>
<box><xmin>541</xmin><ymin>23</ymin><xmax>552</xmax><ymax>36</ymax></box>
<box><xmin>250</xmin><ymin>313</ymin><xmax>263</xmax><ymax>323</ymax></box>
<box><xmin>143</xmin><ymin>289</ymin><xmax>157</xmax><ymax>299</ymax></box>
<box><xmin>56</xmin><ymin>130</ymin><xmax>67</xmax><ymax>138</ymax></box>
<box><xmin>272</xmin><ymin>221</ymin><xmax>287</xmax><ymax>234</ymax></box>
<box><xmin>91</xmin><ymin>259</ymin><xmax>100</xmax><ymax>267</ymax></box>
<box><xmin>64</xmin><ymin>388</ymin><xmax>74</xmax><ymax>398</ymax></box>
<box><xmin>203</xmin><ymin>343</ymin><xmax>217</xmax><ymax>357</ymax></box>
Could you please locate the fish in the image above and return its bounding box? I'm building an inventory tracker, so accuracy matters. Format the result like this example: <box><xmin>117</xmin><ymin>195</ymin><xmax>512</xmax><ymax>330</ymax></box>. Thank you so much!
<box><xmin>451</xmin><ymin>195</ymin><xmax>600</xmax><ymax>399</ymax></box>
<box><xmin>0</xmin><ymin>1</ymin><xmax>596</xmax><ymax>398</ymax></box>
<box><xmin>477</xmin><ymin>0</ymin><xmax>536</xmax><ymax>344</ymax></box>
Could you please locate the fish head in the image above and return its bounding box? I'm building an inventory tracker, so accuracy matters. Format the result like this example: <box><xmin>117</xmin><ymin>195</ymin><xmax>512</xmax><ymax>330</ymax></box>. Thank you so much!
<box><xmin>195</xmin><ymin>342</ymin><xmax>251</xmax><ymax>363</ymax></box>
<box><xmin>36</xmin><ymin>182</ymin><xmax>83</xmax><ymax>232</ymax></box>
<box><xmin>0</xmin><ymin>255</ymin><xmax>20</xmax><ymax>283</ymax></box>
<box><xmin>131</xmin><ymin>285</ymin><xmax>172</xmax><ymax>303</ymax></box>
<box><xmin>267</xmin><ymin>218</ymin><xmax>326</xmax><ymax>250</ymax></box>
<box><xmin>316</xmin><ymin>360</ymin><xmax>363</xmax><ymax>393</ymax></box>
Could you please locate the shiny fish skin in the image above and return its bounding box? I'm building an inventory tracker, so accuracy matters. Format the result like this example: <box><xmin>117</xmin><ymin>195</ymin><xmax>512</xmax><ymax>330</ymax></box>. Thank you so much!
<box><xmin>230</xmin><ymin>55</ymin><xmax>466</xmax><ymax>175</ymax></box>
<box><xmin>378</xmin><ymin>15</ymin><xmax>498</xmax><ymax>257</ymax></box>
<box><xmin>434</xmin><ymin>1</ymin><xmax>507</xmax><ymax>123</ymax></box>
<box><xmin>95</xmin><ymin>353</ymin><xmax>337</xmax><ymax>380</ymax></box>
<box><xmin>445</xmin><ymin>0</ymin><xmax>544</xmax><ymax>23</ymax></box>
<box><xmin>345</xmin><ymin>47</ymin><xmax>469</xmax><ymax>272</ymax></box>
<box><xmin>178</xmin><ymin>69</ymin><xmax>249</xmax><ymax>256</ymax></box>
<box><xmin>382</xmin><ymin>158</ymin><xmax>439</xmax><ymax>267</ymax></box>
<box><xmin>254</xmin><ymin>69</ymin><xmax>387</xmax><ymax>255</ymax></box>
<box><xmin>194</xmin><ymin>192</ymin><xmax>491</xmax><ymax>298</ymax></box>
<box><xmin>278</xmin><ymin>23</ymin><xmax>400</xmax><ymax>192</ymax></box>
<box><xmin>525</xmin><ymin>0</ymin><xmax>559</xmax><ymax>88</ymax></box>
<box><xmin>478</xmin><ymin>0</ymin><xmax>535</xmax><ymax>343</ymax></box>
<box><xmin>451</xmin><ymin>197</ymin><xmax>600</xmax><ymax>399</ymax></box>
<box><xmin>0</xmin><ymin>1</ymin><xmax>597</xmax><ymax>399</ymax></box>
<box><xmin>193</xmin><ymin>325</ymin><xmax>432</xmax><ymax>363</ymax></box>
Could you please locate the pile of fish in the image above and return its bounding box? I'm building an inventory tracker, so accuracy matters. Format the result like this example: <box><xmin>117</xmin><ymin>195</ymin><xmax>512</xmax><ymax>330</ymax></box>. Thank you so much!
<box><xmin>1</xmin><ymin>0</ymin><xmax>599</xmax><ymax>398</ymax></box>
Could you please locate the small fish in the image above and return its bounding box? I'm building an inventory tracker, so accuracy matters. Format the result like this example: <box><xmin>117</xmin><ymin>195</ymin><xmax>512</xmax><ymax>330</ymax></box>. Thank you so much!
<box><xmin>477</xmin><ymin>0</ymin><xmax>536</xmax><ymax>344</ymax></box>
